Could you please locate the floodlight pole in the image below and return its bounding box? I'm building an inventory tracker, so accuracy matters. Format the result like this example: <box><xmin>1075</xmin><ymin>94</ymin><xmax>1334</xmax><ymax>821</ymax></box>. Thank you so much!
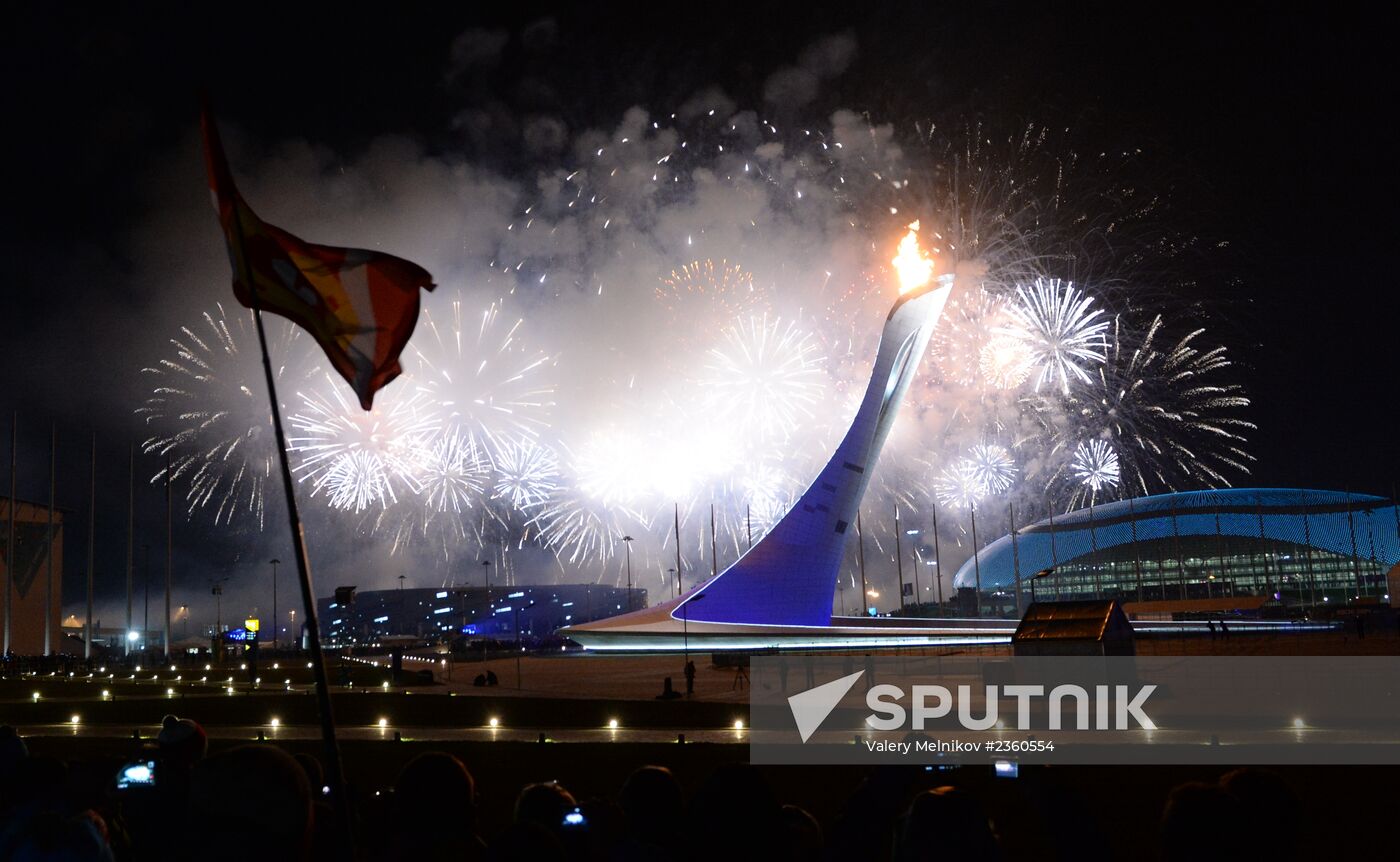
<box><xmin>85</xmin><ymin>433</ymin><xmax>95</xmax><ymax>661</ymax></box>
<box><xmin>127</xmin><ymin>443</ymin><xmax>135</xmax><ymax>655</ymax></box>
<box><xmin>894</xmin><ymin>507</ymin><xmax>906</xmax><ymax>612</ymax></box>
<box><xmin>623</xmin><ymin>535</ymin><xmax>634</xmax><ymax>612</ymax></box>
<box><xmin>270</xmin><ymin>558</ymin><xmax>280</xmax><ymax>652</ymax></box>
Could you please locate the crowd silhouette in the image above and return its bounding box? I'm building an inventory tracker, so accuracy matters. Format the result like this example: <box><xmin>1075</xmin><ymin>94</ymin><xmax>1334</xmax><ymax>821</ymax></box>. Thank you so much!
<box><xmin>1</xmin><ymin>719</ymin><xmax>1311</xmax><ymax>861</ymax></box>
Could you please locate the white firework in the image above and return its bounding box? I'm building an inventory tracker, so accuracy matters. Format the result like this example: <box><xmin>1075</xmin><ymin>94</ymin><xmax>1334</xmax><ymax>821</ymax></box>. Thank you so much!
<box><xmin>406</xmin><ymin>294</ymin><xmax>556</xmax><ymax>458</ymax></box>
<box><xmin>978</xmin><ymin>334</ymin><xmax>1033</xmax><ymax>390</ymax></box>
<box><xmin>966</xmin><ymin>443</ymin><xmax>1018</xmax><ymax>495</ymax></box>
<box><xmin>932</xmin><ymin>287</ymin><xmax>1022</xmax><ymax>388</ymax></box>
<box><xmin>700</xmin><ymin>314</ymin><xmax>826</xmax><ymax>442</ymax></box>
<box><xmin>287</xmin><ymin>378</ymin><xmax>438</xmax><ymax>512</ymax></box>
<box><xmin>934</xmin><ymin>459</ymin><xmax>984</xmax><ymax>511</ymax></box>
<box><xmin>416</xmin><ymin>426</ymin><xmax>489</xmax><ymax>514</ymax></box>
<box><xmin>999</xmin><ymin>278</ymin><xmax>1110</xmax><ymax>395</ymax></box>
<box><xmin>492</xmin><ymin>437</ymin><xmax>560</xmax><ymax>511</ymax></box>
<box><xmin>136</xmin><ymin>304</ymin><xmax>317</xmax><ymax>528</ymax></box>
<box><xmin>1071</xmin><ymin>439</ymin><xmax>1121</xmax><ymax>494</ymax></box>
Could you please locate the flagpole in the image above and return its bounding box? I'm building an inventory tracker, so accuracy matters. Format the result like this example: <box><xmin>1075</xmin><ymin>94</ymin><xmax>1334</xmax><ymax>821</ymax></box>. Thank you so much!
<box><xmin>673</xmin><ymin>502</ymin><xmax>683</xmax><ymax>596</ymax></box>
<box><xmin>164</xmin><ymin>453</ymin><xmax>172</xmax><ymax>660</ymax></box>
<box><xmin>5</xmin><ymin>412</ymin><xmax>15</xmax><ymax>657</ymax></box>
<box><xmin>127</xmin><ymin>442</ymin><xmax>135</xmax><ymax>655</ymax></box>
<box><xmin>709</xmin><ymin>503</ymin><xmax>717</xmax><ymax>579</ymax></box>
<box><xmin>45</xmin><ymin>424</ymin><xmax>55</xmax><ymax>657</ymax></box>
<box><xmin>86</xmin><ymin>433</ymin><xmax>95</xmax><ymax>661</ymax></box>
<box><xmin>248</xmin><ymin>301</ymin><xmax>354</xmax><ymax>848</ymax></box>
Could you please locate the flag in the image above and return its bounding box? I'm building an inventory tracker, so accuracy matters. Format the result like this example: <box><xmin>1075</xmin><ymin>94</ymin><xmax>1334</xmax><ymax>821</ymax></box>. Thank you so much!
<box><xmin>201</xmin><ymin>107</ymin><xmax>435</xmax><ymax>410</ymax></box>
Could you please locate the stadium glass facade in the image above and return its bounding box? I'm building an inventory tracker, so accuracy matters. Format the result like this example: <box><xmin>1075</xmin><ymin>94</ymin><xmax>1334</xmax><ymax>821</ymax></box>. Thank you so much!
<box><xmin>953</xmin><ymin>489</ymin><xmax>1399</xmax><ymax>609</ymax></box>
<box><xmin>318</xmin><ymin>584</ymin><xmax>646</xmax><ymax>647</ymax></box>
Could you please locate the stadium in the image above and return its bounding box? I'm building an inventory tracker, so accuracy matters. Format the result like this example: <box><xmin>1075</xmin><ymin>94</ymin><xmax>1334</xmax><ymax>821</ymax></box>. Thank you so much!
<box><xmin>952</xmin><ymin>488</ymin><xmax>1400</xmax><ymax>613</ymax></box>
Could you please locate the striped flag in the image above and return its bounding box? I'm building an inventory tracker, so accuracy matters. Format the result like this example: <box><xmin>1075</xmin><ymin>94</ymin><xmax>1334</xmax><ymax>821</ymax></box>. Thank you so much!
<box><xmin>201</xmin><ymin>107</ymin><xmax>435</xmax><ymax>410</ymax></box>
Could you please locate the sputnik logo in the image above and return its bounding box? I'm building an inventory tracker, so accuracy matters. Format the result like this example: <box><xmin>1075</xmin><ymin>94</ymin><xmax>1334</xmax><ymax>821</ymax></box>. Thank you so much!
<box><xmin>787</xmin><ymin>671</ymin><xmax>864</xmax><ymax>743</ymax></box>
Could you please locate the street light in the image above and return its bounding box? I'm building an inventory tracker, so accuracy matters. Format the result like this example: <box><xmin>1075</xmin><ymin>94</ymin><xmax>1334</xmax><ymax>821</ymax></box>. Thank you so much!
<box><xmin>513</xmin><ymin>601</ymin><xmax>536</xmax><ymax>689</ymax></box>
<box><xmin>270</xmin><ymin>559</ymin><xmax>280</xmax><ymax>653</ymax></box>
<box><xmin>622</xmin><ymin>536</ymin><xmax>635</xmax><ymax>611</ymax></box>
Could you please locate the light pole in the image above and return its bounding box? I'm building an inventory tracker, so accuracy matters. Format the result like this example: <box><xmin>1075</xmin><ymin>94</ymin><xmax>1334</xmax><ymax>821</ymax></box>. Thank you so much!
<box><xmin>210</xmin><ymin>578</ymin><xmax>227</xmax><ymax>659</ymax></box>
<box><xmin>481</xmin><ymin>560</ymin><xmax>491</xmax><ymax>600</ymax></box>
<box><xmin>513</xmin><ymin>600</ymin><xmax>535</xmax><ymax>689</ymax></box>
<box><xmin>1031</xmin><ymin>568</ymin><xmax>1054</xmax><ymax>604</ymax></box>
<box><xmin>907</xmin><ymin>530</ymin><xmax>922</xmax><ymax>614</ymax></box>
<box><xmin>622</xmin><ymin>535</ymin><xmax>634</xmax><ymax>611</ymax></box>
<box><xmin>682</xmin><ymin>593</ymin><xmax>705</xmax><ymax>668</ymax></box>
<box><xmin>270</xmin><ymin>558</ymin><xmax>280</xmax><ymax>652</ymax></box>
<box><xmin>667</xmin><ymin>568</ymin><xmax>676</xmax><ymax>600</ymax></box>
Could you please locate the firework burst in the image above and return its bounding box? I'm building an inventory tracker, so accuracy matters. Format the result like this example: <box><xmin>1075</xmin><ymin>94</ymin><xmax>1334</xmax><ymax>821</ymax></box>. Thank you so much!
<box><xmin>136</xmin><ymin>304</ymin><xmax>317</xmax><ymax>529</ymax></box>
<box><xmin>934</xmin><ymin>459</ymin><xmax>984</xmax><ymax>511</ymax></box>
<box><xmin>999</xmin><ymin>278</ymin><xmax>1110</xmax><ymax>395</ymax></box>
<box><xmin>491</xmin><ymin>436</ymin><xmax>561</xmax><ymax>511</ymax></box>
<box><xmin>406</xmin><ymin>293</ymin><xmax>555</xmax><ymax>459</ymax></box>
<box><xmin>656</xmin><ymin>259</ymin><xmax>765</xmax><ymax>326</ymax></box>
<box><xmin>286</xmin><ymin>379</ymin><xmax>438</xmax><ymax>512</ymax></box>
<box><xmin>1069</xmin><ymin>314</ymin><xmax>1254</xmax><ymax>498</ymax></box>
<box><xmin>1070</xmin><ymin>439</ymin><xmax>1121</xmax><ymax>499</ymax></box>
<box><xmin>965</xmin><ymin>443</ymin><xmax>1018</xmax><ymax>495</ymax></box>
<box><xmin>699</xmin><ymin>314</ymin><xmax>826</xmax><ymax>442</ymax></box>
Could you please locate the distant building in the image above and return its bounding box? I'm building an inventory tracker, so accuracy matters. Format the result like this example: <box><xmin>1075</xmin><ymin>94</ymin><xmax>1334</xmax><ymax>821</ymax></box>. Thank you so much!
<box><xmin>954</xmin><ymin>488</ymin><xmax>1400</xmax><ymax>609</ymax></box>
<box><xmin>1</xmin><ymin>497</ymin><xmax>63</xmax><ymax>656</ymax></box>
<box><xmin>317</xmin><ymin>584</ymin><xmax>646</xmax><ymax>647</ymax></box>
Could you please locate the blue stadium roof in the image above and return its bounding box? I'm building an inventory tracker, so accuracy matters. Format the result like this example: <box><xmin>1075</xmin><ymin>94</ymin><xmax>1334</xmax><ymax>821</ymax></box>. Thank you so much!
<box><xmin>952</xmin><ymin>488</ymin><xmax>1400</xmax><ymax>589</ymax></box>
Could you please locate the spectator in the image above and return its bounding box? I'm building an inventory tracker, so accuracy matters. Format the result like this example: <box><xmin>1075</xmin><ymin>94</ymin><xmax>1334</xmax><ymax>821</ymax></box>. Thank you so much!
<box><xmin>390</xmin><ymin>752</ymin><xmax>486</xmax><ymax>861</ymax></box>
<box><xmin>1159</xmin><ymin>781</ymin><xmax>1245</xmax><ymax>862</ymax></box>
<box><xmin>1220</xmin><ymin>768</ymin><xmax>1302</xmax><ymax>861</ymax></box>
<box><xmin>617</xmin><ymin>765</ymin><xmax>683</xmax><ymax>859</ymax></box>
<box><xmin>686</xmin><ymin>764</ymin><xmax>782</xmax><ymax>861</ymax></box>
<box><xmin>895</xmin><ymin>786</ymin><xmax>1000</xmax><ymax>862</ymax></box>
<box><xmin>186</xmin><ymin>745</ymin><xmax>313</xmax><ymax>862</ymax></box>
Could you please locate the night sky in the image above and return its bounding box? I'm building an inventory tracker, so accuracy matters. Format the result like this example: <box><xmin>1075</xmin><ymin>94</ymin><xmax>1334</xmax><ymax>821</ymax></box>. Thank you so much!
<box><xmin>4</xmin><ymin>3</ymin><xmax>1395</xmax><ymax>617</ymax></box>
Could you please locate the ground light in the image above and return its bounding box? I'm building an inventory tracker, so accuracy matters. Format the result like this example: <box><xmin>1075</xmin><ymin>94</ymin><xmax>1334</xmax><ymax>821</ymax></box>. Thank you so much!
<box><xmin>608</xmin><ymin>719</ymin><xmax>619</xmax><ymax>729</ymax></box>
<box><xmin>270</xmin><ymin>718</ymin><xmax>280</xmax><ymax>728</ymax></box>
<box><xmin>1294</xmin><ymin>717</ymin><xmax>1306</xmax><ymax>728</ymax></box>
<box><xmin>378</xmin><ymin>718</ymin><xmax>388</xmax><ymax>728</ymax></box>
<box><xmin>102</xmin><ymin>690</ymin><xmax>110</xmax><ymax>699</ymax></box>
<box><xmin>31</xmin><ymin>692</ymin><xmax>39</xmax><ymax>702</ymax></box>
<box><xmin>166</xmin><ymin>688</ymin><xmax>174</xmax><ymax>697</ymax></box>
<box><xmin>488</xmin><ymin>717</ymin><xmax>500</xmax><ymax>728</ymax></box>
<box><xmin>734</xmin><ymin>720</ymin><xmax>744</xmax><ymax>730</ymax></box>
<box><xmin>69</xmin><ymin>715</ymin><xmax>80</xmax><ymax>725</ymax></box>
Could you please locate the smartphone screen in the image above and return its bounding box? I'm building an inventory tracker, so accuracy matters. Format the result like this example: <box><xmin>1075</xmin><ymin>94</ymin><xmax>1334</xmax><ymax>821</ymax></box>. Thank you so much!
<box><xmin>116</xmin><ymin>761</ymin><xmax>156</xmax><ymax>789</ymax></box>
